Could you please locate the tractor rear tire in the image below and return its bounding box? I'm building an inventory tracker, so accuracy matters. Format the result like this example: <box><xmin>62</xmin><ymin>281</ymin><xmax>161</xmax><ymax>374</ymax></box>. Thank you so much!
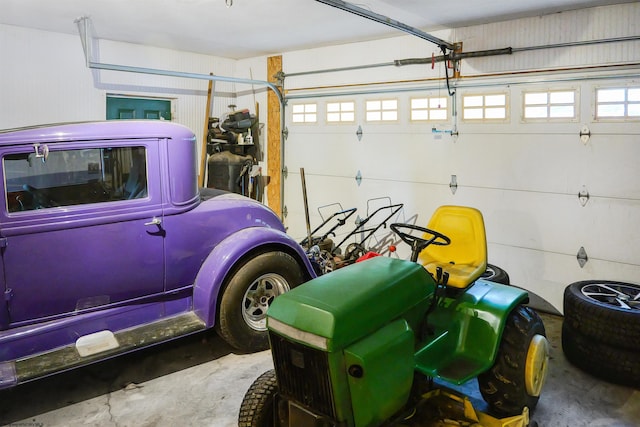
<box><xmin>238</xmin><ymin>369</ymin><xmax>278</xmax><ymax>427</ymax></box>
<box><xmin>478</xmin><ymin>305</ymin><xmax>548</xmax><ymax>417</ymax></box>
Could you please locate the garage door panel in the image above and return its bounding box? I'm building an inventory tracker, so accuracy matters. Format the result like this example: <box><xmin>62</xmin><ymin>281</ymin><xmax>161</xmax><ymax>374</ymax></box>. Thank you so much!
<box><xmin>587</xmin><ymin>135</ymin><xmax>640</xmax><ymax>198</ymax></box>
<box><xmin>578</xmin><ymin>197</ymin><xmax>640</xmax><ymax>265</ymax></box>
<box><xmin>287</xmin><ymin>133</ymin><xmax>453</xmax><ymax>184</ymax></box>
<box><xmin>450</xmin><ymin>131</ymin><xmax>640</xmax><ymax>200</ymax></box>
<box><xmin>478</xmin><ymin>189</ymin><xmax>639</xmax><ymax>266</ymax></box>
<box><xmin>445</xmin><ymin>185</ymin><xmax>640</xmax><ymax>272</ymax></box>
<box><xmin>489</xmin><ymin>243</ymin><xmax>640</xmax><ymax>314</ymax></box>
<box><xmin>357</xmin><ymin>135</ymin><xmax>453</xmax><ymax>182</ymax></box>
<box><xmin>286</xmin><ymin>134</ymin><xmax>362</xmax><ymax>177</ymax></box>
<box><xmin>490</xmin><ymin>244</ymin><xmax>566</xmax><ymax>312</ymax></box>
<box><xmin>452</xmin><ymin>133</ymin><xmax>586</xmax><ymax>195</ymax></box>
<box><xmin>287</xmin><ymin>173</ymin><xmax>639</xmax><ymax>266</ymax></box>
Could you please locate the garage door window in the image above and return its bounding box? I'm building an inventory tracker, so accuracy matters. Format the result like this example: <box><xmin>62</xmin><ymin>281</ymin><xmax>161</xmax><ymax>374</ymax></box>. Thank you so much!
<box><xmin>410</xmin><ymin>97</ymin><xmax>448</xmax><ymax>122</ymax></box>
<box><xmin>366</xmin><ymin>99</ymin><xmax>398</xmax><ymax>122</ymax></box>
<box><xmin>462</xmin><ymin>93</ymin><xmax>508</xmax><ymax>121</ymax></box>
<box><xmin>596</xmin><ymin>87</ymin><xmax>640</xmax><ymax>119</ymax></box>
<box><xmin>523</xmin><ymin>90</ymin><xmax>577</xmax><ymax>121</ymax></box>
<box><xmin>4</xmin><ymin>146</ymin><xmax>147</xmax><ymax>212</ymax></box>
<box><xmin>327</xmin><ymin>101</ymin><xmax>355</xmax><ymax>123</ymax></box>
<box><xmin>292</xmin><ymin>103</ymin><xmax>317</xmax><ymax>123</ymax></box>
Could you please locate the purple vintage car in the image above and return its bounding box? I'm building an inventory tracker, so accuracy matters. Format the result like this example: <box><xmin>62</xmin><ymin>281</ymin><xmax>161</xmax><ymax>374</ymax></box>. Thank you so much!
<box><xmin>0</xmin><ymin>120</ymin><xmax>315</xmax><ymax>389</ymax></box>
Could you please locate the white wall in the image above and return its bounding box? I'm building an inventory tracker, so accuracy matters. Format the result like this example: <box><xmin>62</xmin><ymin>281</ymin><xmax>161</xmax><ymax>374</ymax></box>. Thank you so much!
<box><xmin>280</xmin><ymin>3</ymin><xmax>640</xmax><ymax>313</ymax></box>
<box><xmin>0</xmin><ymin>23</ymin><xmax>238</xmax><ymax>175</ymax></box>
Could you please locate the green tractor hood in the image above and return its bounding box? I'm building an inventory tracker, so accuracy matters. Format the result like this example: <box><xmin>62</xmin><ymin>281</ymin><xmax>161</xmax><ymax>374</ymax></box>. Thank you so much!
<box><xmin>267</xmin><ymin>256</ymin><xmax>435</xmax><ymax>352</ymax></box>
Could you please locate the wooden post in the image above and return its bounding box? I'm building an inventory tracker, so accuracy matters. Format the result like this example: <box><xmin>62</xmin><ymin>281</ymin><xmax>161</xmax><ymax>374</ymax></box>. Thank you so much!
<box><xmin>199</xmin><ymin>73</ymin><xmax>214</xmax><ymax>187</ymax></box>
<box><xmin>267</xmin><ymin>56</ymin><xmax>283</xmax><ymax>217</ymax></box>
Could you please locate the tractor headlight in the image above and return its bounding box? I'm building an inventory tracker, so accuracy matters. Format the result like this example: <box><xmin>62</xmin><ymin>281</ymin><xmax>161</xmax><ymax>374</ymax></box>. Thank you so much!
<box><xmin>268</xmin><ymin>318</ymin><xmax>329</xmax><ymax>351</ymax></box>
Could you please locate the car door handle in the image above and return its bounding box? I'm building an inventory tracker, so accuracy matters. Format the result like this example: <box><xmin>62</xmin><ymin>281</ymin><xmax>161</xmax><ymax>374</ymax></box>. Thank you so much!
<box><xmin>144</xmin><ymin>217</ymin><xmax>162</xmax><ymax>226</ymax></box>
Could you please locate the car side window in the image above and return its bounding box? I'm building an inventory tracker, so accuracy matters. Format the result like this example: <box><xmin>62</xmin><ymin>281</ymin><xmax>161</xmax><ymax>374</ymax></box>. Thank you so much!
<box><xmin>4</xmin><ymin>146</ymin><xmax>148</xmax><ymax>212</ymax></box>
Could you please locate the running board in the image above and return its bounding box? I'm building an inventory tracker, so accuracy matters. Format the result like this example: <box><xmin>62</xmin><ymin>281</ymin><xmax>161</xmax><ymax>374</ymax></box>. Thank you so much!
<box><xmin>14</xmin><ymin>312</ymin><xmax>206</xmax><ymax>384</ymax></box>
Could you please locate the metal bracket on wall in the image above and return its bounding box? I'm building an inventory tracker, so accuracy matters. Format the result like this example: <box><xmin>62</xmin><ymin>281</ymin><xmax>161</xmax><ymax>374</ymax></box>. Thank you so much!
<box><xmin>578</xmin><ymin>186</ymin><xmax>589</xmax><ymax>207</ymax></box>
<box><xmin>282</xmin><ymin>127</ymin><xmax>289</xmax><ymax>140</ymax></box>
<box><xmin>579</xmin><ymin>125</ymin><xmax>591</xmax><ymax>144</ymax></box>
<box><xmin>355</xmin><ymin>170</ymin><xmax>363</xmax><ymax>186</ymax></box>
<box><xmin>450</xmin><ymin>175</ymin><xmax>458</xmax><ymax>194</ymax></box>
<box><xmin>577</xmin><ymin>246</ymin><xmax>588</xmax><ymax>268</ymax></box>
<box><xmin>282</xmin><ymin>205</ymin><xmax>288</xmax><ymax>218</ymax></box>
<box><xmin>432</xmin><ymin>127</ymin><xmax>459</xmax><ymax>139</ymax></box>
<box><xmin>356</xmin><ymin>125</ymin><xmax>363</xmax><ymax>141</ymax></box>
<box><xmin>283</xmin><ymin>166</ymin><xmax>288</xmax><ymax>179</ymax></box>
<box><xmin>273</xmin><ymin>71</ymin><xmax>285</xmax><ymax>89</ymax></box>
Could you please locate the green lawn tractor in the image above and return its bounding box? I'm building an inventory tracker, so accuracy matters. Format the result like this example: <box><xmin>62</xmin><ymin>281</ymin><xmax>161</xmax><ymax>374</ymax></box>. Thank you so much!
<box><xmin>239</xmin><ymin>206</ymin><xmax>549</xmax><ymax>427</ymax></box>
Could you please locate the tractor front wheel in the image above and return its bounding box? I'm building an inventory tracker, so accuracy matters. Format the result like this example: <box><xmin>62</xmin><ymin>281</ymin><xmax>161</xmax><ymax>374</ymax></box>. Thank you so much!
<box><xmin>238</xmin><ymin>369</ymin><xmax>278</xmax><ymax>427</ymax></box>
<box><xmin>478</xmin><ymin>305</ymin><xmax>549</xmax><ymax>417</ymax></box>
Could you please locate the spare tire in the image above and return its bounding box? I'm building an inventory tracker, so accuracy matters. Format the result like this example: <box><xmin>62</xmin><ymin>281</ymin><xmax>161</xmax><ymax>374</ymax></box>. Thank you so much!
<box><xmin>563</xmin><ymin>280</ymin><xmax>640</xmax><ymax>351</ymax></box>
<box><xmin>562</xmin><ymin>322</ymin><xmax>640</xmax><ymax>387</ymax></box>
<box><xmin>481</xmin><ymin>263</ymin><xmax>510</xmax><ymax>286</ymax></box>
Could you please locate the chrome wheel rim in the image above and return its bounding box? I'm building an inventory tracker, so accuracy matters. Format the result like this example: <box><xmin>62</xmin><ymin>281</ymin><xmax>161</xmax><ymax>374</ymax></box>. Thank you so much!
<box><xmin>242</xmin><ymin>273</ymin><xmax>290</xmax><ymax>330</ymax></box>
<box><xmin>581</xmin><ymin>282</ymin><xmax>640</xmax><ymax>311</ymax></box>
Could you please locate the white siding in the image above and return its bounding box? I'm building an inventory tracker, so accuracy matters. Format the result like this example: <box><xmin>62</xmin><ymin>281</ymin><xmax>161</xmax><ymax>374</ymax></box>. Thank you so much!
<box><xmin>458</xmin><ymin>4</ymin><xmax>640</xmax><ymax>73</ymax></box>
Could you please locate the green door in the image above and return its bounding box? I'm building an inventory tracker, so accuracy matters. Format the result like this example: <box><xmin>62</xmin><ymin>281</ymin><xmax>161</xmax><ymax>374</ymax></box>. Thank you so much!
<box><xmin>106</xmin><ymin>96</ymin><xmax>172</xmax><ymax>120</ymax></box>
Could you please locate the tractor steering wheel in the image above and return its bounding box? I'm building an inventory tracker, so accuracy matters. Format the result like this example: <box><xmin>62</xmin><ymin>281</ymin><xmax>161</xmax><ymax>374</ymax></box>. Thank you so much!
<box><xmin>390</xmin><ymin>223</ymin><xmax>451</xmax><ymax>262</ymax></box>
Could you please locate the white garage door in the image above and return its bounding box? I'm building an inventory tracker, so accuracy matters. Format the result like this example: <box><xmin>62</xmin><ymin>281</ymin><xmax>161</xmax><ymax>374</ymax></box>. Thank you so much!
<box><xmin>281</xmin><ymin>74</ymin><xmax>640</xmax><ymax>313</ymax></box>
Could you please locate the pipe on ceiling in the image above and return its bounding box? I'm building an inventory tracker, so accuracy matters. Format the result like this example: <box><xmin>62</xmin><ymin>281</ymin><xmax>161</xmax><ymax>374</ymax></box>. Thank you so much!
<box><xmin>283</xmin><ymin>35</ymin><xmax>640</xmax><ymax>79</ymax></box>
<box><xmin>394</xmin><ymin>48</ymin><xmax>513</xmax><ymax>67</ymax></box>
<box><xmin>284</xmin><ymin>62</ymin><xmax>640</xmax><ymax>101</ymax></box>
<box><xmin>75</xmin><ymin>17</ymin><xmax>282</xmax><ymax>102</ymax></box>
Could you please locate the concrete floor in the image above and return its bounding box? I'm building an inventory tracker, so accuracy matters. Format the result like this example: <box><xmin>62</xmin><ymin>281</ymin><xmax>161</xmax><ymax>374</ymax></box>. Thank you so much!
<box><xmin>1</xmin><ymin>312</ymin><xmax>638</xmax><ymax>427</ymax></box>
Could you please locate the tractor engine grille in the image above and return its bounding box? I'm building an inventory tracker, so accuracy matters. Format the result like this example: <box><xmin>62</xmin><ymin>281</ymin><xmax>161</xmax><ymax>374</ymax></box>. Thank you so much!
<box><xmin>270</xmin><ymin>332</ymin><xmax>337</xmax><ymax>419</ymax></box>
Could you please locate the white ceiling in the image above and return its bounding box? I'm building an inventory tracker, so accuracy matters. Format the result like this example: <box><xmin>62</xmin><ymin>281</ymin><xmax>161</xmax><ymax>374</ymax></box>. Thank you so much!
<box><xmin>1</xmin><ymin>0</ymin><xmax>635</xmax><ymax>59</ymax></box>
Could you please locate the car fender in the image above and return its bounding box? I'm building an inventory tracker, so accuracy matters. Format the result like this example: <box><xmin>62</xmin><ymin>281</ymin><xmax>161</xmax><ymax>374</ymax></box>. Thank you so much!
<box><xmin>192</xmin><ymin>227</ymin><xmax>315</xmax><ymax>327</ymax></box>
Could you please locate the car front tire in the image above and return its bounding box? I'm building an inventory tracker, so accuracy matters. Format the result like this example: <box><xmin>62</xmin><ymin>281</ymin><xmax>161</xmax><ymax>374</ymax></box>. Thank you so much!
<box><xmin>216</xmin><ymin>251</ymin><xmax>305</xmax><ymax>352</ymax></box>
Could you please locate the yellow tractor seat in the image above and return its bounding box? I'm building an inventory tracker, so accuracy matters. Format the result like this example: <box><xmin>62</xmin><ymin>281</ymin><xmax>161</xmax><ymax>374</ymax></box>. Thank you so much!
<box><xmin>418</xmin><ymin>206</ymin><xmax>487</xmax><ymax>289</ymax></box>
